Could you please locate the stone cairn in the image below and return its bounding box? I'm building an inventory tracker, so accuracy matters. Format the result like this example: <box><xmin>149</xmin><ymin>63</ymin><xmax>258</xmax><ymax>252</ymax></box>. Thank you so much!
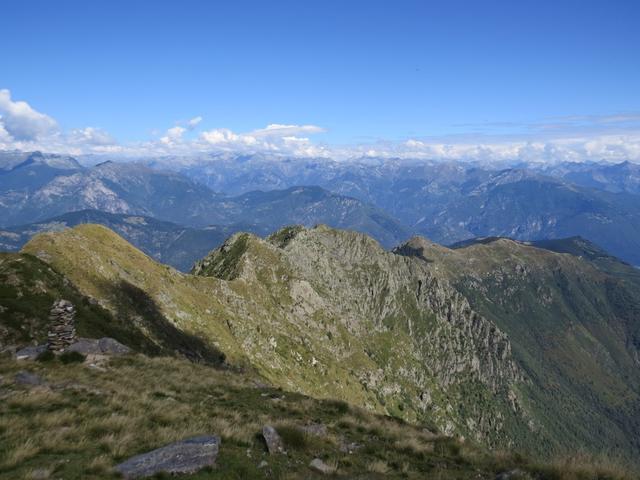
<box><xmin>47</xmin><ymin>299</ymin><xmax>77</xmax><ymax>353</ymax></box>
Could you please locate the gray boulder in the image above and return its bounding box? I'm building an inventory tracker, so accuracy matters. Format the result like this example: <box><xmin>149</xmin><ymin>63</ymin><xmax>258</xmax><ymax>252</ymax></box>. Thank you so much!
<box><xmin>68</xmin><ymin>338</ymin><xmax>102</xmax><ymax>355</ymax></box>
<box><xmin>98</xmin><ymin>337</ymin><xmax>131</xmax><ymax>354</ymax></box>
<box><xmin>14</xmin><ymin>370</ymin><xmax>45</xmax><ymax>386</ymax></box>
<box><xmin>15</xmin><ymin>345</ymin><xmax>46</xmax><ymax>360</ymax></box>
<box><xmin>114</xmin><ymin>435</ymin><xmax>220</xmax><ymax>479</ymax></box>
<box><xmin>68</xmin><ymin>337</ymin><xmax>131</xmax><ymax>356</ymax></box>
<box><xmin>262</xmin><ymin>425</ymin><xmax>285</xmax><ymax>454</ymax></box>
<box><xmin>309</xmin><ymin>458</ymin><xmax>335</xmax><ymax>474</ymax></box>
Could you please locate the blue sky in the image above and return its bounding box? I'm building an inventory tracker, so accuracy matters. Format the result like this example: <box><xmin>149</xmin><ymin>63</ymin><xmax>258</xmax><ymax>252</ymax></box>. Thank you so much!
<box><xmin>1</xmin><ymin>0</ymin><xmax>640</xmax><ymax>161</ymax></box>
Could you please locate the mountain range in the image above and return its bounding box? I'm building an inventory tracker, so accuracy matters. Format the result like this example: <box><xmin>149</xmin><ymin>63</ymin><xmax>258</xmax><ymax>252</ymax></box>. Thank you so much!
<box><xmin>3</xmin><ymin>152</ymin><xmax>640</xmax><ymax>268</ymax></box>
<box><xmin>0</xmin><ymin>152</ymin><xmax>410</xmax><ymax>251</ymax></box>
<box><xmin>157</xmin><ymin>154</ymin><xmax>640</xmax><ymax>265</ymax></box>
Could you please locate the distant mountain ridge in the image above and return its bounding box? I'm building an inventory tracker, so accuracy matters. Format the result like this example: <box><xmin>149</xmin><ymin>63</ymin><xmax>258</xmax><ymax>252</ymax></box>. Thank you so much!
<box><xmin>166</xmin><ymin>155</ymin><xmax>640</xmax><ymax>266</ymax></box>
<box><xmin>0</xmin><ymin>153</ymin><xmax>411</xmax><ymax>249</ymax></box>
<box><xmin>0</xmin><ymin>210</ymin><xmax>253</xmax><ymax>271</ymax></box>
<box><xmin>3</xmin><ymin>150</ymin><xmax>640</xmax><ymax>265</ymax></box>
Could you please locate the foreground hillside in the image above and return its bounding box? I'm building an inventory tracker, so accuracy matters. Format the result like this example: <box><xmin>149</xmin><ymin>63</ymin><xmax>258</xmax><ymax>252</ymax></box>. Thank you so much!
<box><xmin>4</xmin><ymin>248</ymin><xmax>635</xmax><ymax>479</ymax></box>
<box><xmin>8</xmin><ymin>223</ymin><xmax>639</xmax><ymax>466</ymax></box>
<box><xmin>3</xmin><ymin>354</ymin><xmax>635</xmax><ymax>479</ymax></box>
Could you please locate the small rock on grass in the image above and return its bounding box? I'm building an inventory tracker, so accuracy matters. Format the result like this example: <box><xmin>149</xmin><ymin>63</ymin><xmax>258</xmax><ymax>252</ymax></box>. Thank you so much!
<box><xmin>300</xmin><ymin>423</ymin><xmax>328</xmax><ymax>437</ymax></box>
<box><xmin>496</xmin><ymin>469</ymin><xmax>532</xmax><ymax>480</ymax></box>
<box><xmin>309</xmin><ymin>458</ymin><xmax>335</xmax><ymax>475</ymax></box>
<box><xmin>14</xmin><ymin>371</ymin><xmax>45</xmax><ymax>386</ymax></box>
<box><xmin>262</xmin><ymin>425</ymin><xmax>285</xmax><ymax>454</ymax></box>
<box><xmin>338</xmin><ymin>437</ymin><xmax>363</xmax><ymax>454</ymax></box>
<box><xmin>114</xmin><ymin>435</ymin><xmax>220</xmax><ymax>479</ymax></box>
<box><xmin>15</xmin><ymin>345</ymin><xmax>46</xmax><ymax>361</ymax></box>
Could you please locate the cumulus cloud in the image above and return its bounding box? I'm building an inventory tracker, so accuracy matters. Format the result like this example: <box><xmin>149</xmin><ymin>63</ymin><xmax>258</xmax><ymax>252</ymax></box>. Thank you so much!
<box><xmin>197</xmin><ymin>123</ymin><xmax>328</xmax><ymax>157</ymax></box>
<box><xmin>0</xmin><ymin>89</ymin><xmax>58</xmax><ymax>140</ymax></box>
<box><xmin>68</xmin><ymin>127</ymin><xmax>116</xmax><ymax>146</ymax></box>
<box><xmin>160</xmin><ymin>126</ymin><xmax>187</xmax><ymax>145</ymax></box>
<box><xmin>187</xmin><ymin>116</ymin><xmax>202</xmax><ymax>129</ymax></box>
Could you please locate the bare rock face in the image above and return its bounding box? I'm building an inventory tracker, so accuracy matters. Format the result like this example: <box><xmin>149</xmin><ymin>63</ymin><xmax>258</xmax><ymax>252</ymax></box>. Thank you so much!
<box><xmin>47</xmin><ymin>300</ymin><xmax>77</xmax><ymax>353</ymax></box>
<box><xmin>193</xmin><ymin>226</ymin><xmax>528</xmax><ymax>445</ymax></box>
<box><xmin>114</xmin><ymin>435</ymin><xmax>220</xmax><ymax>479</ymax></box>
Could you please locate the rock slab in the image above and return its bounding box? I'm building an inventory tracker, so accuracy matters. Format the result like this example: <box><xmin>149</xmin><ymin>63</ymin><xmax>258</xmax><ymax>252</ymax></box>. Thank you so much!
<box><xmin>68</xmin><ymin>337</ymin><xmax>131</xmax><ymax>355</ymax></box>
<box><xmin>14</xmin><ymin>371</ymin><xmax>44</xmax><ymax>386</ymax></box>
<box><xmin>15</xmin><ymin>345</ymin><xmax>46</xmax><ymax>361</ymax></box>
<box><xmin>309</xmin><ymin>458</ymin><xmax>335</xmax><ymax>474</ymax></box>
<box><xmin>262</xmin><ymin>425</ymin><xmax>285</xmax><ymax>454</ymax></box>
<box><xmin>114</xmin><ymin>435</ymin><xmax>220</xmax><ymax>479</ymax></box>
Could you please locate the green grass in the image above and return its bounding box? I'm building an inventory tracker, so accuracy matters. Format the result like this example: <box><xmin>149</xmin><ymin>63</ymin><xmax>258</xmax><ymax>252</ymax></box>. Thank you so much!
<box><xmin>0</xmin><ymin>353</ymin><xmax>635</xmax><ymax>479</ymax></box>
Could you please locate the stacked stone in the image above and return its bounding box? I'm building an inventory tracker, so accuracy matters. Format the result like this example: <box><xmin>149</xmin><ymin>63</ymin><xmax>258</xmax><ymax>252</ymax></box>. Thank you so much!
<box><xmin>47</xmin><ymin>299</ymin><xmax>77</xmax><ymax>353</ymax></box>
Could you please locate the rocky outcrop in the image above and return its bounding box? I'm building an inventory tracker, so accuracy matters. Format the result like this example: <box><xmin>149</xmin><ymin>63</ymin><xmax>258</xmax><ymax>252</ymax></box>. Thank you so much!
<box><xmin>194</xmin><ymin>225</ymin><xmax>527</xmax><ymax>444</ymax></box>
<box><xmin>114</xmin><ymin>435</ymin><xmax>220</xmax><ymax>479</ymax></box>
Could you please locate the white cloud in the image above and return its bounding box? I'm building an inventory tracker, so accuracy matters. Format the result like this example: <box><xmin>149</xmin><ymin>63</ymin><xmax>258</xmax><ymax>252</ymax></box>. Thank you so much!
<box><xmin>0</xmin><ymin>122</ymin><xmax>11</xmax><ymax>143</ymax></box>
<box><xmin>1</xmin><ymin>88</ymin><xmax>639</xmax><ymax>164</ymax></box>
<box><xmin>197</xmin><ymin>124</ymin><xmax>329</xmax><ymax>157</ymax></box>
<box><xmin>160</xmin><ymin>126</ymin><xmax>187</xmax><ymax>145</ymax></box>
<box><xmin>200</xmin><ymin>128</ymin><xmax>240</xmax><ymax>144</ymax></box>
<box><xmin>0</xmin><ymin>89</ymin><xmax>58</xmax><ymax>140</ymax></box>
<box><xmin>252</xmin><ymin>124</ymin><xmax>325</xmax><ymax>137</ymax></box>
<box><xmin>187</xmin><ymin>116</ymin><xmax>202</xmax><ymax>129</ymax></box>
<box><xmin>68</xmin><ymin>127</ymin><xmax>116</xmax><ymax>146</ymax></box>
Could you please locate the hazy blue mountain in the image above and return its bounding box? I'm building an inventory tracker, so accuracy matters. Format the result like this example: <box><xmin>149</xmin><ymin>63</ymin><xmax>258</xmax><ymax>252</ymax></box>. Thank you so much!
<box><xmin>538</xmin><ymin>161</ymin><xmax>640</xmax><ymax>195</ymax></box>
<box><xmin>0</xmin><ymin>158</ymin><xmax>222</xmax><ymax>227</ymax></box>
<box><xmin>0</xmin><ymin>210</ymin><xmax>254</xmax><ymax>271</ymax></box>
<box><xmin>5</xmin><ymin>151</ymin><xmax>640</xmax><ymax>265</ymax></box>
<box><xmin>0</xmin><ymin>155</ymin><xmax>412</xmax><ymax>253</ymax></box>
<box><xmin>168</xmin><ymin>155</ymin><xmax>640</xmax><ymax>265</ymax></box>
<box><xmin>414</xmin><ymin>169</ymin><xmax>640</xmax><ymax>266</ymax></box>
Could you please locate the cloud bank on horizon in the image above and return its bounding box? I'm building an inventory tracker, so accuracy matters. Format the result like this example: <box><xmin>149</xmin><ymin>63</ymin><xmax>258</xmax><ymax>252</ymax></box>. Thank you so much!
<box><xmin>1</xmin><ymin>88</ymin><xmax>639</xmax><ymax>163</ymax></box>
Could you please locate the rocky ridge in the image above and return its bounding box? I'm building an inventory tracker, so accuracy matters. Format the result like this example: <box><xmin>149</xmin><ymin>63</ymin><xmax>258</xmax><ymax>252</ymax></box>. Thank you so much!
<box><xmin>15</xmin><ymin>222</ymin><xmax>640</xmax><ymax>460</ymax></box>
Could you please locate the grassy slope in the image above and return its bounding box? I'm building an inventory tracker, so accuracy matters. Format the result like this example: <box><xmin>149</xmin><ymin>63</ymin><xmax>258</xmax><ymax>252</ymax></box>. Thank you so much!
<box><xmin>398</xmin><ymin>238</ymin><xmax>640</xmax><ymax>460</ymax></box>
<box><xmin>0</xmin><ymin>354</ymin><xmax>635</xmax><ymax>480</ymax></box>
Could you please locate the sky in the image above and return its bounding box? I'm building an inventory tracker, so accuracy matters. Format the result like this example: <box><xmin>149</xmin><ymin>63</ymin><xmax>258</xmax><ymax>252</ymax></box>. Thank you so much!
<box><xmin>1</xmin><ymin>0</ymin><xmax>640</xmax><ymax>162</ymax></box>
